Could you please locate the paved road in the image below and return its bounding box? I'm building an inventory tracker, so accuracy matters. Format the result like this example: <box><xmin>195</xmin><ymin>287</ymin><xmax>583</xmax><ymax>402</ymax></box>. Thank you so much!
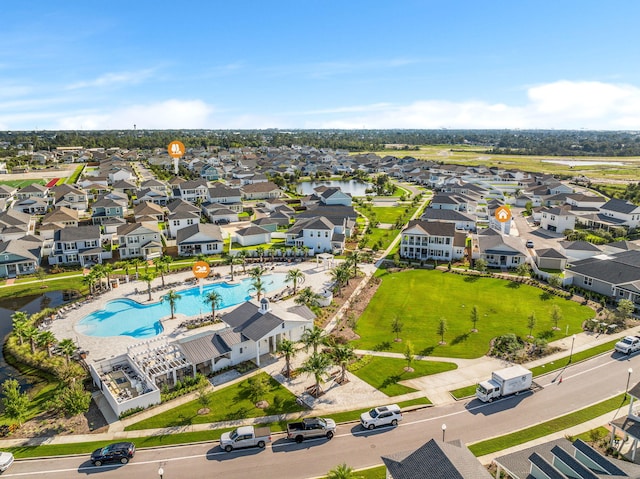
<box><xmin>7</xmin><ymin>350</ymin><xmax>639</xmax><ymax>478</ymax></box>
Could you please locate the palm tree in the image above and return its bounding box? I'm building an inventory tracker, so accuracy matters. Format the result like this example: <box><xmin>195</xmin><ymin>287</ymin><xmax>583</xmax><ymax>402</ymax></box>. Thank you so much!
<box><xmin>23</xmin><ymin>324</ymin><xmax>39</xmax><ymax>354</ymax></box>
<box><xmin>286</xmin><ymin>268</ymin><xmax>305</xmax><ymax>294</ymax></box>
<box><xmin>256</xmin><ymin>246</ymin><xmax>265</xmax><ymax>263</ymax></box>
<box><xmin>224</xmin><ymin>254</ymin><xmax>240</xmax><ymax>281</ymax></box>
<box><xmin>278</xmin><ymin>338</ymin><xmax>297</xmax><ymax>379</ymax></box>
<box><xmin>154</xmin><ymin>255</ymin><xmax>173</xmax><ymax>287</ymax></box>
<box><xmin>300</xmin><ymin>352</ymin><xmax>332</xmax><ymax>397</ymax></box>
<box><xmin>58</xmin><ymin>338</ymin><xmax>76</xmax><ymax>365</ymax></box>
<box><xmin>204</xmin><ymin>290</ymin><xmax>223</xmax><ymax>320</ymax></box>
<box><xmin>139</xmin><ymin>271</ymin><xmax>156</xmax><ymax>301</ymax></box>
<box><xmin>249</xmin><ymin>266</ymin><xmax>266</xmax><ymax>280</ymax></box>
<box><xmin>326</xmin><ymin>463</ymin><xmax>356</xmax><ymax>479</ymax></box>
<box><xmin>165</xmin><ymin>290</ymin><xmax>181</xmax><ymax>319</ymax></box>
<box><xmin>131</xmin><ymin>258</ymin><xmax>146</xmax><ymax>280</ymax></box>
<box><xmin>345</xmin><ymin>251</ymin><xmax>363</xmax><ymax>279</ymax></box>
<box><xmin>102</xmin><ymin>263</ymin><xmax>114</xmax><ymax>290</ymax></box>
<box><xmin>11</xmin><ymin>311</ymin><xmax>29</xmax><ymax>346</ymax></box>
<box><xmin>301</xmin><ymin>325</ymin><xmax>327</xmax><ymax>354</ymax></box>
<box><xmin>330</xmin><ymin>264</ymin><xmax>351</xmax><ymax>297</ymax></box>
<box><xmin>36</xmin><ymin>330</ymin><xmax>57</xmax><ymax>357</ymax></box>
<box><xmin>249</xmin><ymin>276</ymin><xmax>266</xmax><ymax>301</ymax></box>
<box><xmin>237</xmin><ymin>250</ymin><xmax>248</xmax><ymax>274</ymax></box>
<box><xmin>82</xmin><ymin>271</ymin><xmax>98</xmax><ymax>295</ymax></box>
<box><xmin>295</xmin><ymin>287</ymin><xmax>321</xmax><ymax>309</ymax></box>
<box><xmin>330</xmin><ymin>343</ymin><xmax>355</xmax><ymax>384</ymax></box>
<box><xmin>91</xmin><ymin>264</ymin><xmax>106</xmax><ymax>291</ymax></box>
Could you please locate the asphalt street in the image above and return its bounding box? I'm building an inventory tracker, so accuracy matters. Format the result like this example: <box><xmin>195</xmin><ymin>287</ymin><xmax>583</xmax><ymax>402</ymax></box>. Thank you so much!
<box><xmin>6</xmin><ymin>349</ymin><xmax>639</xmax><ymax>479</ymax></box>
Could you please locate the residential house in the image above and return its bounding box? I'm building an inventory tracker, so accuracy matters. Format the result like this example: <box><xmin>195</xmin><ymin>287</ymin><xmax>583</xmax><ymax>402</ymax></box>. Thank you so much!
<box><xmin>494</xmin><ymin>437</ymin><xmax>640</xmax><ymax>479</ymax></box>
<box><xmin>134</xmin><ymin>187</ymin><xmax>170</xmax><ymax>206</ymax></box>
<box><xmin>0</xmin><ymin>184</ymin><xmax>17</xmax><ymax>200</ymax></box>
<box><xmin>317</xmin><ymin>187</ymin><xmax>352</xmax><ymax>207</ymax></box>
<box><xmin>117</xmin><ymin>223</ymin><xmax>163</xmax><ymax>260</ymax></box>
<box><xmin>534</xmin><ymin>248</ymin><xmax>567</xmax><ymax>271</ymax></box>
<box><xmin>0</xmin><ymin>236</ymin><xmax>43</xmax><ymax>278</ymax></box>
<box><xmin>234</xmin><ymin>225</ymin><xmax>271</xmax><ymax>247</ymax></box>
<box><xmin>241</xmin><ymin>181</ymin><xmax>282</xmax><ymax>200</ymax></box>
<box><xmin>559</xmin><ymin>240</ymin><xmax>603</xmax><ymax>263</ymax></box>
<box><xmin>207</xmin><ymin>183</ymin><xmax>243</xmax><ymax>213</ymax></box>
<box><xmin>111</xmin><ymin>179</ymin><xmax>138</xmax><ymax>196</ymax></box>
<box><xmin>474</xmin><ymin>228</ymin><xmax>527</xmax><ymax>268</ymax></box>
<box><xmin>598</xmin><ymin>199</ymin><xmax>640</xmax><ymax>229</ymax></box>
<box><xmin>382</xmin><ymin>439</ymin><xmax>492</xmax><ymax>479</ymax></box>
<box><xmin>91</xmin><ymin>197</ymin><xmax>126</xmax><ymax>225</ymax></box>
<box><xmin>0</xmin><ymin>209</ymin><xmax>35</xmax><ymax>241</ymax></box>
<box><xmin>565</xmin><ymin>250</ymin><xmax>640</xmax><ymax>305</ymax></box>
<box><xmin>201</xmin><ymin>202</ymin><xmax>239</xmax><ymax>224</ymax></box>
<box><xmin>50</xmin><ymin>184</ymin><xmax>89</xmax><ymax>212</ymax></box>
<box><xmin>399</xmin><ymin>220</ymin><xmax>466</xmax><ymax>262</ymax></box>
<box><xmin>12</xmin><ymin>196</ymin><xmax>48</xmax><ymax>215</ymax></box>
<box><xmin>176</xmin><ymin>223</ymin><xmax>224</xmax><ymax>256</ymax></box>
<box><xmin>286</xmin><ymin>216</ymin><xmax>342</xmax><ymax>254</ymax></box>
<box><xmin>420</xmin><ymin>208</ymin><xmax>476</xmax><ymax>231</ymax></box>
<box><xmin>133</xmin><ymin>201</ymin><xmax>165</xmax><ymax>224</ymax></box>
<box><xmin>49</xmin><ymin>225</ymin><xmax>104</xmax><ymax>267</ymax></box>
<box><xmin>15</xmin><ymin>183</ymin><xmax>49</xmax><ymax>200</ymax></box>
<box><xmin>178</xmin><ymin>298</ymin><xmax>313</xmax><ymax>371</ymax></box>
<box><xmin>609</xmin><ymin>381</ymin><xmax>640</xmax><ymax>464</ymax></box>
<box><xmin>39</xmin><ymin>206</ymin><xmax>79</xmax><ymax>242</ymax></box>
<box><xmin>539</xmin><ymin>205</ymin><xmax>576</xmax><ymax>233</ymax></box>
<box><xmin>140</xmin><ymin>179</ymin><xmax>168</xmax><ymax>195</ymax></box>
<box><xmin>178</xmin><ymin>179</ymin><xmax>209</xmax><ymax>203</ymax></box>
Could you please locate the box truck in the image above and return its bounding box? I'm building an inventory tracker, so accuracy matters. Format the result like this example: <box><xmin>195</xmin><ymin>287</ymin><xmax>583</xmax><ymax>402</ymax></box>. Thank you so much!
<box><xmin>476</xmin><ymin>365</ymin><xmax>533</xmax><ymax>402</ymax></box>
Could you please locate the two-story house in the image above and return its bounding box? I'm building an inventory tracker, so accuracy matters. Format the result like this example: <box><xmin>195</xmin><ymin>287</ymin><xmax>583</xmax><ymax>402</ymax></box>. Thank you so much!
<box><xmin>399</xmin><ymin>220</ymin><xmax>466</xmax><ymax>262</ymax></box>
<box><xmin>117</xmin><ymin>223</ymin><xmax>163</xmax><ymax>260</ymax></box>
<box><xmin>539</xmin><ymin>205</ymin><xmax>576</xmax><ymax>233</ymax></box>
<box><xmin>0</xmin><ymin>236</ymin><xmax>43</xmax><ymax>278</ymax></box>
<box><xmin>49</xmin><ymin>225</ymin><xmax>104</xmax><ymax>267</ymax></box>
<box><xmin>178</xmin><ymin>179</ymin><xmax>209</xmax><ymax>203</ymax></box>
<box><xmin>176</xmin><ymin>223</ymin><xmax>224</xmax><ymax>256</ymax></box>
<box><xmin>50</xmin><ymin>184</ymin><xmax>89</xmax><ymax>212</ymax></box>
<box><xmin>207</xmin><ymin>183</ymin><xmax>243</xmax><ymax>213</ymax></box>
<box><xmin>91</xmin><ymin>197</ymin><xmax>126</xmax><ymax>225</ymax></box>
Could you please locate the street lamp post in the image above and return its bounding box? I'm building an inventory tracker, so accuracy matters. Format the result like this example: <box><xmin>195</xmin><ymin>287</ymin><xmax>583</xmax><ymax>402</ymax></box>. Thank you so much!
<box><xmin>626</xmin><ymin>368</ymin><xmax>633</xmax><ymax>399</ymax></box>
<box><xmin>158</xmin><ymin>466</ymin><xmax>164</xmax><ymax>479</ymax></box>
<box><xmin>441</xmin><ymin>423</ymin><xmax>447</xmax><ymax>442</ymax></box>
<box><xmin>568</xmin><ymin>334</ymin><xmax>576</xmax><ymax>363</ymax></box>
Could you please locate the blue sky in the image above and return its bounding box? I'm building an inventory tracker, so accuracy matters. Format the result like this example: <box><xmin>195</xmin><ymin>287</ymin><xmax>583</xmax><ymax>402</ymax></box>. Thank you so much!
<box><xmin>2</xmin><ymin>1</ymin><xmax>640</xmax><ymax>130</ymax></box>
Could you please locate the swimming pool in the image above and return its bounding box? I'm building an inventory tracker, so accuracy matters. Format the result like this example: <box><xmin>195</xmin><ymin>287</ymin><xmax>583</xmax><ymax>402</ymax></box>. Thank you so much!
<box><xmin>76</xmin><ymin>273</ymin><xmax>288</xmax><ymax>338</ymax></box>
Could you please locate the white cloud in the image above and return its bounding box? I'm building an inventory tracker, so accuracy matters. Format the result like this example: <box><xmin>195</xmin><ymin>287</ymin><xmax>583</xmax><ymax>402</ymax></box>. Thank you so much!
<box><xmin>66</xmin><ymin>69</ymin><xmax>155</xmax><ymax>90</ymax></box>
<box><xmin>309</xmin><ymin>80</ymin><xmax>640</xmax><ymax>130</ymax></box>
<box><xmin>56</xmin><ymin>99</ymin><xmax>215</xmax><ymax>130</ymax></box>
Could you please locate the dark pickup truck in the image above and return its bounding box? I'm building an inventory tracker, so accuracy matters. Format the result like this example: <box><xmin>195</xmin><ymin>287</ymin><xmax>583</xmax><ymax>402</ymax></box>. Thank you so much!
<box><xmin>286</xmin><ymin>417</ymin><xmax>337</xmax><ymax>443</ymax></box>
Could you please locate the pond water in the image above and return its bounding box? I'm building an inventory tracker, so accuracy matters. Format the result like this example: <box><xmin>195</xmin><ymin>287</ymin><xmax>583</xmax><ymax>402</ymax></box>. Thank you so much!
<box><xmin>296</xmin><ymin>180</ymin><xmax>372</xmax><ymax>197</ymax></box>
<box><xmin>541</xmin><ymin>160</ymin><xmax>625</xmax><ymax>167</ymax></box>
<box><xmin>77</xmin><ymin>273</ymin><xmax>288</xmax><ymax>338</ymax></box>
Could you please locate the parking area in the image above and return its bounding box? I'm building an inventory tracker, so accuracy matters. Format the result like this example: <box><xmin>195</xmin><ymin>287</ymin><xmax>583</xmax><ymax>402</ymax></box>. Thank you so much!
<box><xmin>510</xmin><ymin>207</ymin><xmax>565</xmax><ymax>252</ymax></box>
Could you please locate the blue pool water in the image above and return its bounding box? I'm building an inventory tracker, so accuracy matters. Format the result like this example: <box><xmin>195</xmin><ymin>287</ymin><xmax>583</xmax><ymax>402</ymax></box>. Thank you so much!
<box><xmin>76</xmin><ymin>273</ymin><xmax>288</xmax><ymax>338</ymax></box>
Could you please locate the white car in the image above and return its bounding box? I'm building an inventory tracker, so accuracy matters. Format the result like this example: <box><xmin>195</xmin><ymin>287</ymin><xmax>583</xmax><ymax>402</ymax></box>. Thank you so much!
<box><xmin>0</xmin><ymin>451</ymin><xmax>14</xmax><ymax>472</ymax></box>
<box><xmin>526</xmin><ymin>240</ymin><xmax>534</xmax><ymax>248</ymax></box>
<box><xmin>360</xmin><ymin>404</ymin><xmax>402</xmax><ymax>430</ymax></box>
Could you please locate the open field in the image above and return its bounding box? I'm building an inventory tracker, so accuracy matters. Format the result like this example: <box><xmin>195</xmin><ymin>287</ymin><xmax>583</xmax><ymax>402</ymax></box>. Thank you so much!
<box><xmin>0</xmin><ymin>179</ymin><xmax>44</xmax><ymax>188</ymax></box>
<box><xmin>373</xmin><ymin>145</ymin><xmax>640</xmax><ymax>182</ymax></box>
<box><xmin>352</xmin><ymin>270</ymin><xmax>594</xmax><ymax>358</ymax></box>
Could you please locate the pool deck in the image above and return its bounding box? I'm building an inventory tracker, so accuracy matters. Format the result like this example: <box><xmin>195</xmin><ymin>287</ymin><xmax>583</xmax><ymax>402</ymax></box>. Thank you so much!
<box><xmin>49</xmin><ymin>260</ymin><xmax>346</xmax><ymax>362</ymax></box>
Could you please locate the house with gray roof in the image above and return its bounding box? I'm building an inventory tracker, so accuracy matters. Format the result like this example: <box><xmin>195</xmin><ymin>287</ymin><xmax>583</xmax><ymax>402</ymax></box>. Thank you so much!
<box><xmin>134</xmin><ymin>187</ymin><xmax>170</xmax><ymax>206</ymax></box>
<box><xmin>474</xmin><ymin>228</ymin><xmax>527</xmax><ymax>269</ymax></box>
<box><xmin>50</xmin><ymin>184</ymin><xmax>89</xmax><ymax>212</ymax></box>
<box><xmin>599</xmin><ymin>199</ymin><xmax>640</xmax><ymax>229</ymax></box>
<box><xmin>534</xmin><ymin>247</ymin><xmax>567</xmax><ymax>271</ymax></box>
<box><xmin>0</xmin><ymin>235</ymin><xmax>43</xmax><ymax>278</ymax></box>
<box><xmin>176</xmin><ymin>223</ymin><xmax>224</xmax><ymax>256</ymax></box>
<box><xmin>559</xmin><ymin>240</ymin><xmax>602</xmax><ymax>263</ymax></box>
<box><xmin>39</xmin><ymin>206</ymin><xmax>79</xmax><ymax>243</ymax></box>
<box><xmin>382</xmin><ymin>439</ymin><xmax>492</xmax><ymax>479</ymax></box>
<box><xmin>207</xmin><ymin>183</ymin><xmax>243</xmax><ymax>212</ymax></box>
<box><xmin>0</xmin><ymin>209</ymin><xmax>34</xmax><ymax>241</ymax></box>
<box><xmin>286</xmin><ymin>216</ymin><xmax>343</xmax><ymax>254</ymax></box>
<box><xmin>201</xmin><ymin>202</ymin><xmax>239</xmax><ymax>224</ymax></box>
<box><xmin>234</xmin><ymin>225</ymin><xmax>271</xmax><ymax>247</ymax></box>
<box><xmin>420</xmin><ymin>208</ymin><xmax>477</xmax><ymax>231</ymax></box>
<box><xmin>49</xmin><ymin>225</ymin><xmax>104</xmax><ymax>267</ymax></box>
<box><xmin>91</xmin><ymin>197</ymin><xmax>126</xmax><ymax>225</ymax></box>
<box><xmin>117</xmin><ymin>223</ymin><xmax>163</xmax><ymax>260</ymax></box>
<box><xmin>565</xmin><ymin>250</ymin><xmax>640</xmax><ymax>304</ymax></box>
<box><xmin>12</xmin><ymin>196</ymin><xmax>48</xmax><ymax>215</ymax></box>
<box><xmin>400</xmin><ymin>220</ymin><xmax>466</xmax><ymax>262</ymax></box>
<box><xmin>494</xmin><ymin>437</ymin><xmax>640</xmax><ymax>479</ymax></box>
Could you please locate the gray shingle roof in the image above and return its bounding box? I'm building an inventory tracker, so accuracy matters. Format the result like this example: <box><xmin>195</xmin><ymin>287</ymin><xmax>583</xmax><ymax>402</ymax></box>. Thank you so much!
<box><xmin>382</xmin><ymin>439</ymin><xmax>492</xmax><ymax>479</ymax></box>
<box><xmin>57</xmin><ymin>224</ymin><xmax>100</xmax><ymax>241</ymax></box>
<box><xmin>602</xmin><ymin>198</ymin><xmax>640</xmax><ymax>214</ymax></box>
<box><xmin>569</xmin><ymin>250</ymin><xmax>640</xmax><ymax>286</ymax></box>
<box><xmin>222</xmin><ymin>302</ymin><xmax>283</xmax><ymax>341</ymax></box>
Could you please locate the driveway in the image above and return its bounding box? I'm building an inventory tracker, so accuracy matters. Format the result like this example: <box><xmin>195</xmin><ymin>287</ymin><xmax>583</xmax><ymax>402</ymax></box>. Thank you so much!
<box><xmin>510</xmin><ymin>207</ymin><xmax>564</xmax><ymax>252</ymax></box>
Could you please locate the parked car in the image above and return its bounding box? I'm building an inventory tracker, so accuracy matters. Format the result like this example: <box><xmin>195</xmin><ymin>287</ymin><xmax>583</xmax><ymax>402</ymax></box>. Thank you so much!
<box><xmin>220</xmin><ymin>426</ymin><xmax>272</xmax><ymax>452</ymax></box>
<box><xmin>0</xmin><ymin>451</ymin><xmax>14</xmax><ymax>472</ymax></box>
<box><xmin>215</xmin><ymin>218</ymin><xmax>230</xmax><ymax>225</ymax></box>
<box><xmin>526</xmin><ymin>240</ymin><xmax>534</xmax><ymax>248</ymax></box>
<box><xmin>287</xmin><ymin>417</ymin><xmax>336</xmax><ymax>443</ymax></box>
<box><xmin>360</xmin><ymin>404</ymin><xmax>402</xmax><ymax>430</ymax></box>
<box><xmin>90</xmin><ymin>442</ymin><xmax>136</xmax><ymax>466</ymax></box>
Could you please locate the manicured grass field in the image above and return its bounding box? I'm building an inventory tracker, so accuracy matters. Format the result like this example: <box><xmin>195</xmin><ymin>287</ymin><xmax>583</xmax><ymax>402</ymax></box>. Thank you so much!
<box><xmin>352</xmin><ymin>270</ymin><xmax>594</xmax><ymax>358</ymax></box>
<box><xmin>0</xmin><ymin>179</ymin><xmax>44</xmax><ymax>188</ymax></box>
<box><xmin>350</xmin><ymin>356</ymin><xmax>457</xmax><ymax>396</ymax></box>
<box><xmin>371</xmin><ymin>205</ymin><xmax>411</xmax><ymax>224</ymax></box>
<box><xmin>124</xmin><ymin>373</ymin><xmax>304</xmax><ymax>430</ymax></box>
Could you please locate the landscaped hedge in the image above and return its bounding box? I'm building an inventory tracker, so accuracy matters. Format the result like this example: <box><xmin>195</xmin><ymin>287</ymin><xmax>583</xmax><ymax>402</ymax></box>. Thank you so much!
<box><xmin>347</xmin><ymin>354</ymin><xmax>373</xmax><ymax>372</ymax></box>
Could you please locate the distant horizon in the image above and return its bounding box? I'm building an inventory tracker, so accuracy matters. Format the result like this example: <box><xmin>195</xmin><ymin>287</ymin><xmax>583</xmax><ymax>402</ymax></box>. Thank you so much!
<box><xmin>3</xmin><ymin>2</ymin><xmax>640</xmax><ymax>130</ymax></box>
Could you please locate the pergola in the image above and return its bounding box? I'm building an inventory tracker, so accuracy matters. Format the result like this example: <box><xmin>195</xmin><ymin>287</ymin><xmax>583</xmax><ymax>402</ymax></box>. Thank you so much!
<box><xmin>316</xmin><ymin>252</ymin><xmax>335</xmax><ymax>270</ymax></box>
<box><xmin>609</xmin><ymin>382</ymin><xmax>640</xmax><ymax>461</ymax></box>
<box><xmin>128</xmin><ymin>337</ymin><xmax>194</xmax><ymax>388</ymax></box>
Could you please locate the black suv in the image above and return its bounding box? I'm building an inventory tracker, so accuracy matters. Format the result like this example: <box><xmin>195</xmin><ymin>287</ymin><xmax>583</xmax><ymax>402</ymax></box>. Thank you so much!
<box><xmin>90</xmin><ymin>442</ymin><xmax>135</xmax><ymax>466</ymax></box>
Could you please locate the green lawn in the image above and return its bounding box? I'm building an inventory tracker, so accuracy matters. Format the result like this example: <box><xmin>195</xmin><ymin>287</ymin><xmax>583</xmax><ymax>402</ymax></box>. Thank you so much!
<box><xmin>371</xmin><ymin>205</ymin><xmax>412</xmax><ymax>224</ymax></box>
<box><xmin>0</xmin><ymin>276</ymin><xmax>87</xmax><ymax>301</ymax></box>
<box><xmin>353</xmin><ymin>270</ymin><xmax>593</xmax><ymax>358</ymax></box>
<box><xmin>124</xmin><ymin>373</ymin><xmax>304</xmax><ymax>430</ymax></box>
<box><xmin>468</xmin><ymin>394</ymin><xmax>628</xmax><ymax>456</ymax></box>
<box><xmin>0</xmin><ymin>179</ymin><xmax>44</xmax><ymax>188</ymax></box>
<box><xmin>350</xmin><ymin>356</ymin><xmax>457</xmax><ymax>396</ymax></box>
